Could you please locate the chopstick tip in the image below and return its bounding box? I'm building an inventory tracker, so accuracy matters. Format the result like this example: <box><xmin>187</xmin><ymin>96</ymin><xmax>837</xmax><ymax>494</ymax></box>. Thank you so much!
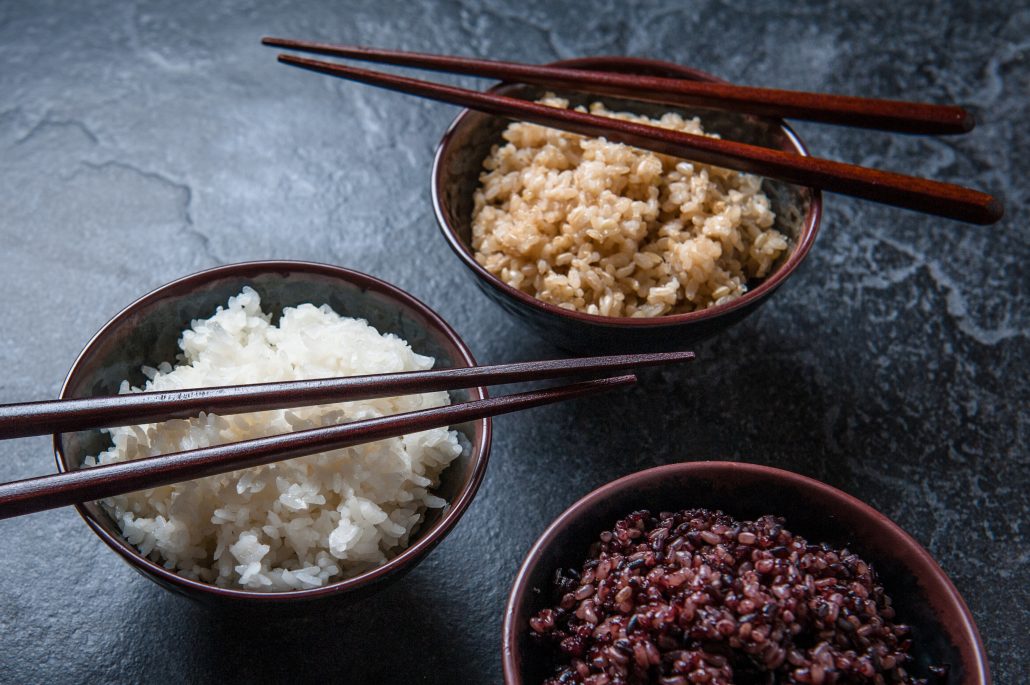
<box><xmin>984</xmin><ymin>196</ymin><xmax>1004</xmax><ymax>224</ymax></box>
<box><xmin>958</xmin><ymin>108</ymin><xmax>976</xmax><ymax>134</ymax></box>
<box><xmin>642</xmin><ymin>349</ymin><xmax>694</xmax><ymax>363</ymax></box>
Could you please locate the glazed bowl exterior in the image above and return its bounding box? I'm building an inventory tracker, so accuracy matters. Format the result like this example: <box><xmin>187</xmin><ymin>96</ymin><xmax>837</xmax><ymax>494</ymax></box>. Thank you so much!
<box><xmin>433</xmin><ymin>56</ymin><xmax>822</xmax><ymax>353</ymax></box>
<box><xmin>503</xmin><ymin>462</ymin><xmax>989</xmax><ymax>684</ymax></box>
<box><xmin>54</xmin><ymin>260</ymin><xmax>491</xmax><ymax>608</ymax></box>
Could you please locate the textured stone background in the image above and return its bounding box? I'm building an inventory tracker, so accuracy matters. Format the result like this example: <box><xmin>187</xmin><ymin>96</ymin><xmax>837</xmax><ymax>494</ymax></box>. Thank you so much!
<box><xmin>0</xmin><ymin>0</ymin><xmax>1026</xmax><ymax>683</ymax></box>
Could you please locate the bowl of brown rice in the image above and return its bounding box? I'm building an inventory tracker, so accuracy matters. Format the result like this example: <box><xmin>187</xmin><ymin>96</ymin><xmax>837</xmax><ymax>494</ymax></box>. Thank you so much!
<box><xmin>433</xmin><ymin>57</ymin><xmax>821</xmax><ymax>352</ymax></box>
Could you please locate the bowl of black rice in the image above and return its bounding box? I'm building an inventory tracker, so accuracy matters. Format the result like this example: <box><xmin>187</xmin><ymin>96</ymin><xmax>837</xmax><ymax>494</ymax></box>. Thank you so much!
<box><xmin>502</xmin><ymin>462</ymin><xmax>988</xmax><ymax>684</ymax></box>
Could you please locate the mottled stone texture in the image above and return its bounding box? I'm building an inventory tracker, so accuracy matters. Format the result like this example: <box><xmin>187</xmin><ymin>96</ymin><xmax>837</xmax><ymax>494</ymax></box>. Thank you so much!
<box><xmin>0</xmin><ymin>0</ymin><xmax>1026</xmax><ymax>683</ymax></box>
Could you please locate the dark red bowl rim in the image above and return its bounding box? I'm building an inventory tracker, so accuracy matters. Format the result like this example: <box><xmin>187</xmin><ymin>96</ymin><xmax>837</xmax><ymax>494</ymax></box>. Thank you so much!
<box><xmin>53</xmin><ymin>260</ymin><xmax>492</xmax><ymax>602</ymax></box>
<box><xmin>432</xmin><ymin>56</ymin><xmax>823</xmax><ymax>329</ymax></box>
<box><xmin>501</xmin><ymin>461</ymin><xmax>990</xmax><ymax>684</ymax></box>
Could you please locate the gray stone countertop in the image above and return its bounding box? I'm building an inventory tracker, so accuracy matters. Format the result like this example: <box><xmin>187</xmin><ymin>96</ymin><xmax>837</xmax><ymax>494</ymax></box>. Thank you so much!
<box><xmin>0</xmin><ymin>1</ymin><xmax>1026</xmax><ymax>683</ymax></box>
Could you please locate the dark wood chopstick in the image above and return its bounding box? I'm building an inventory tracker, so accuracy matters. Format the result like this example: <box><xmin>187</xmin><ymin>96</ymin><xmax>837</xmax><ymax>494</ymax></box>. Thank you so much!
<box><xmin>274</xmin><ymin>54</ymin><xmax>1003</xmax><ymax>225</ymax></box>
<box><xmin>0</xmin><ymin>351</ymin><xmax>692</xmax><ymax>440</ymax></box>
<box><xmin>0</xmin><ymin>375</ymin><xmax>635</xmax><ymax>520</ymax></box>
<box><xmin>262</xmin><ymin>37</ymin><xmax>974</xmax><ymax>135</ymax></box>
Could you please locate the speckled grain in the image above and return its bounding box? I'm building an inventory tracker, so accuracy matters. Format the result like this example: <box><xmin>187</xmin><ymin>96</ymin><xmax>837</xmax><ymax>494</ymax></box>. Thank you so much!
<box><xmin>0</xmin><ymin>1</ymin><xmax>1026</xmax><ymax>683</ymax></box>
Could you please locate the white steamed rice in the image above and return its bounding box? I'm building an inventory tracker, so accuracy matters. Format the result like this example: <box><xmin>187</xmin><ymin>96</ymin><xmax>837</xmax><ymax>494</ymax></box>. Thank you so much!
<box><xmin>84</xmin><ymin>287</ymin><xmax>464</xmax><ymax>591</ymax></box>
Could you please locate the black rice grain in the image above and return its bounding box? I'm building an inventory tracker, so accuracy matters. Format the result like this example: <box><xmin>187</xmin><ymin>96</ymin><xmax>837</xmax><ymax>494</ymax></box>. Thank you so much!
<box><xmin>531</xmin><ymin>509</ymin><xmax>932</xmax><ymax>685</ymax></box>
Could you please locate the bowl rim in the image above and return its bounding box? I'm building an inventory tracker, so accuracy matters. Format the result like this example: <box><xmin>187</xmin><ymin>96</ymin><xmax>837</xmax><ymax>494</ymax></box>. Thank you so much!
<box><xmin>501</xmin><ymin>461</ymin><xmax>990</xmax><ymax>684</ymax></box>
<box><xmin>432</xmin><ymin>55</ymin><xmax>823</xmax><ymax>329</ymax></box>
<box><xmin>53</xmin><ymin>259</ymin><xmax>493</xmax><ymax>602</ymax></box>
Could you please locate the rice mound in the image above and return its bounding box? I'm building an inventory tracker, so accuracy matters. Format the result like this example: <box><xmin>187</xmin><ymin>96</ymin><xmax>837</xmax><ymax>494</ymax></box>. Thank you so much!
<box><xmin>472</xmin><ymin>97</ymin><xmax>790</xmax><ymax>317</ymax></box>
<box><xmin>84</xmin><ymin>288</ymin><xmax>464</xmax><ymax>591</ymax></box>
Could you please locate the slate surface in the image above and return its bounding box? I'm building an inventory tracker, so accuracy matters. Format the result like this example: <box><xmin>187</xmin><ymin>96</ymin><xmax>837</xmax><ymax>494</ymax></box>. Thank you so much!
<box><xmin>0</xmin><ymin>1</ymin><xmax>1026</xmax><ymax>683</ymax></box>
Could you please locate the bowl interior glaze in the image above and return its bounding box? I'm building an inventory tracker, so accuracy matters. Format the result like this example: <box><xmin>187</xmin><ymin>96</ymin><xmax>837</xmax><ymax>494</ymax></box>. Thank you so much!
<box><xmin>504</xmin><ymin>462</ymin><xmax>989</xmax><ymax>684</ymax></box>
<box><xmin>55</xmin><ymin>261</ymin><xmax>490</xmax><ymax>604</ymax></box>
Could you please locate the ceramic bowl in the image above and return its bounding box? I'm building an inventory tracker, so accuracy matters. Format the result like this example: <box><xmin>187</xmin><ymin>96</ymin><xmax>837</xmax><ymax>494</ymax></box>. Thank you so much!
<box><xmin>54</xmin><ymin>260</ymin><xmax>491</xmax><ymax>607</ymax></box>
<box><xmin>503</xmin><ymin>462</ymin><xmax>989</xmax><ymax>684</ymax></box>
<box><xmin>433</xmin><ymin>56</ymin><xmax>821</xmax><ymax>353</ymax></box>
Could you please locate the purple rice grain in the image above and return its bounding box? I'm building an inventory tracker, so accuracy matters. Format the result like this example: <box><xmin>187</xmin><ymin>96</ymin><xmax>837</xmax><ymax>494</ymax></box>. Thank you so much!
<box><xmin>531</xmin><ymin>509</ymin><xmax>935</xmax><ymax>685</ymax></box>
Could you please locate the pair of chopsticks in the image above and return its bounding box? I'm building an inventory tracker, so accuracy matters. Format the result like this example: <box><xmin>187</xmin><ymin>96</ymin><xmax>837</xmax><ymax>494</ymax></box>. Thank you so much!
<box><xmin>0</xmin><ymin>351</ymin><xmax>693</xmax><ymax>520</ymax></box>
<box><xmin>262</xmin><ymin>38</ymin><xmax>1003</xmax><ymax>226</ymax></box>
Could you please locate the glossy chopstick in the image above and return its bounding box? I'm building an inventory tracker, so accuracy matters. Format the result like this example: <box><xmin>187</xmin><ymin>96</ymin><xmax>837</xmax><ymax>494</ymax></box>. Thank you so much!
<box><xmin>263</xmin><ymin>37</ymin><xmax>974</xmax><ymax>135</ymax></box>
<box><xmin>0</xmin><ymin>351</ymin><xmax>691</xmax><ymax>440</ymax></box>
<box><xmin>0</xmin><ymin>374</ymin><xmax>635</xmax><ymax>520</ymax></box>
<box><xmin>274</xmin><ymin>54</ymin><xmax>1002</xmax><ymax>225</ymax></box>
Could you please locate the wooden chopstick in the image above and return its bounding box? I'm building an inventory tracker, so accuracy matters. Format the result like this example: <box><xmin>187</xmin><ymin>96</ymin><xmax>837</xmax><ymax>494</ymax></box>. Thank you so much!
<box><xmin>273</xmin><ymin>54</ymin><xmax>1002</xmax><ymax>225</ymax></box>
<box><xmin>262</xmin><ymin>37</ymin><xmax>974</xmax><ymax>135</ymax></box>
<box><xmin>0</xmin><ymin>351</ymin><xmax>692</xmax><ymax>440</ymax></box>
<box><xmin>0</xmin><ymin>374</ymin><xmax>635</xmax><ymax>520</ymax></box>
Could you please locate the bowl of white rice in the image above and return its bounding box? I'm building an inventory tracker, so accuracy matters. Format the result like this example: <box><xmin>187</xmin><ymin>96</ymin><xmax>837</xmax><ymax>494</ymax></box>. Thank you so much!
<box><xmin>54</xmin><ymin>261</ymin><xmax>491</xmax><ymax>605</ymax></box>
<box><xmin>432</xmin><ymin>56</ymin><xmax>821</xmax><ymax>352</ymax></box>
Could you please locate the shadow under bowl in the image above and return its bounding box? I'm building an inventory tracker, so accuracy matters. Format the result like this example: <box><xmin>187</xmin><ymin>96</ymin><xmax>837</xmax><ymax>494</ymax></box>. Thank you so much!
<box><xmin>433</xmin><ymin>56</ymin><xmax>822</xmax><ymax>353</ymax></box>
<box><xmin>503</xmin><ymin>462</ymin><xmax>989</xmax><ymax>684</ymax></box>
<box><xmin>54</xmin><ymin>260</ymin><xmax>491</xmax><ymax>608</ymax></box>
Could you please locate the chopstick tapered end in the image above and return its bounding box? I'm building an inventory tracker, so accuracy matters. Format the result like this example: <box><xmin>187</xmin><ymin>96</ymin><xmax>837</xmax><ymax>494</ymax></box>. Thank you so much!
<box><xmin>277</xmin><ymin>53</ymin><xmax>321</xmax><ymax>69</ymax></box>
<box><xmin>983</xmin><ymin>196</ymin><xmax>1004</xmax><ymax>224</ymax></box>
<box><xmin>628</xmin><ymin>350</ymin><xmax>695</xmax><ymax>366</ymax></box>
<box><xmin>957</xmin><ymin>108</ymin><xmax>976</xmax><ymax>134</ymax></box>
<box><xmin>602</xmin><ymin>374</ymin><xmax>638</xmax><ymax>388</ymax></box>
<box><xmin>277</xmin><ymin>54</ymin><xmax>318</xmax><ymax>71</ymax></box>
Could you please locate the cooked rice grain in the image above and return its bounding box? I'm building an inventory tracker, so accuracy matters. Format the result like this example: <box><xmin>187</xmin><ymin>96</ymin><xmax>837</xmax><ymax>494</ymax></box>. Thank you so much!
<box><xmin>472</xmin><ymin>98</ymin><xmax>789</xmax><ymax>317</ymax></box>
<box><xmin>84</xmin><ymin>288</ymin><xmax>464</xmax><ymax>591</ymax></box>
